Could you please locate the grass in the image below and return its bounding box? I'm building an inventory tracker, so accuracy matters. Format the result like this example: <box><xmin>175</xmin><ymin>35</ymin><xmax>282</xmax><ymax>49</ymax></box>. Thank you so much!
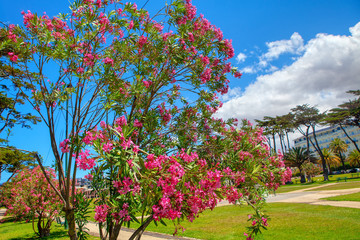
<box><xmin>130</xmin><ymin>203</ymin><xmax>360</xmax><ymax>240</ymax></box>
<box><xmin>275</xmin><ymin>173</ymin><xmax>360</xmax><ymax>193</ymax></box>
<box><xmin>304</xmin><ymin>181</ymin><xmax>360</xmax><ymax>191</ymax></box>
<box><xmin>0</xmin><ymin>216</ymin><xmax>98</xmax><ymax>240</ymax></box>
<box><xmin>322</xmin><ymin>192</ymin><xmax>360</xmax><ymax>202</ymax></box>
<box><xmin>275</xmin><ymin>183</ymin><xmax>323</xmax><ymax>193</ymax></box>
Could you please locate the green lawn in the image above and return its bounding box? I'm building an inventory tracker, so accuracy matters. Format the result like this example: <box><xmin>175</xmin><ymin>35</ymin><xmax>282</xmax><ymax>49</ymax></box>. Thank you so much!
<box><xmin>322</xmin><ymin>192</ymin><xmax>360</xmax><ymax>202</ymax></box>
<box><xmin>128</xmin><ymin>203</ymin><xmax>360</xmax><ymax>240</ymax></box>
<box><xmin>2</xmin><ymin>202</ymin><xmax>360</xmax><ymax>239</ymax></box>
<box><xmin>0</xmin><ymin>217</ymin><xmax>98</xmax><ymax>240</ymax></box>
<box><xmin>275</xmin><ymin>183</ymin><xmax>323</xmax><ymax>193</ymax></box>
<box><xmin>276</xmin><ymin>173</ymin><xmax>360</xmax><ymax>193</ymax></box>
<box><xmin>305</xmin><ymin>181</ymin><xmax>360</xmax><ymax>191</ymax></box>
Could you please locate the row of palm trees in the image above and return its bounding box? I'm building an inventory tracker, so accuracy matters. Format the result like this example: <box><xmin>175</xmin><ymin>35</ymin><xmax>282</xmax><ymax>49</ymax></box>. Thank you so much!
<box><xmin>284</xmin><ymin>138</ymin><xmax>360</xmax><ymax>183</ymax></box>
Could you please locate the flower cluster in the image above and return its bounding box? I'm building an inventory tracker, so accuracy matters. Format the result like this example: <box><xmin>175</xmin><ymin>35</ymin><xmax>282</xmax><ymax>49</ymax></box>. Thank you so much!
<box><xmin>75</xmin><ymin>150</ymin><xmax>96</xmax><ymax>170</ymax></box>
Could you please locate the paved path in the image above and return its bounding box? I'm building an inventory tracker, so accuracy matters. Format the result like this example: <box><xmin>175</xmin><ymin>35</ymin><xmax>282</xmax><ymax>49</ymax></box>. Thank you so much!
<box><xmin>0</xmin><ymin>208</ymin><xmax>6</xmax><ymax>220</ymax></box>
<box><xmin>266</xmin><ymin>184</ymin><xmax>360</xmax><ymax>209</ymax></box>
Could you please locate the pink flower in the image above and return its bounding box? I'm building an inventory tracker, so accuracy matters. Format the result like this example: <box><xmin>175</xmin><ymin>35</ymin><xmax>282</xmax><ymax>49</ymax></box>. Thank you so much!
<box><xmin>115</xmin><ymin>116</ymin><xmax>127</xmax><ymax>127</ymax></box>
<box><xmin>143</xmin><ymin>80</ymin><xmax>152</xmax><ymax>88</ymax></box>
<box><xmin>84</xmin><ymin>174</ymin><xmax>93</xmax><ymax>181</ymax></box>
<box><xmin>102</xmin><ymin>57</ymin><xmax>114</xmax><ymax>66</ymax></box>
<box><xmin>94</xmin><ymin>204</ymin><xmax>109</xmax><ymax>223</ymax></box>
<box><xmin>8</xmin><ymin>52</ymin><xmax>18</xmax><ymax>62</ymax></box>
<box><xmin>77</xmin><ymin>67</ymin><xmax>84</xmax><ymax>74</ymax></box>
<box><xmin>188</xmin><ymin>32</ymin><xmax>194</xmax><ymax>42</ymax></box>
<box><xmin>133</xmin><ymin>119</ymin><xmax>142</xmax><ymax>127</ymax></box>
<box><xmin>234</xmin><ymin>71</ymin><xmax>242</xmax><ymax>78</ymax></box>
<box><xmin>128</xmin><ymin>20</ymin><xmax>134</xmax><ymax>29</ymax></box>
<box><xmin>83</xmin><ymin>131</ymin><xmax>97</xmax><ymax>145</ymax></box>
<box><xmin>103</xmin><ymin>142</ymin><xmax>113</xmax><ymax>153</ymax></box>
<box><xmin>200</xmin><ymin>68</ymin><xmax>212</xmax><ymax>83</ymax></box>
<box><xmin>60</xmin><ymin>139</ymin><xmax>70</xmax><ymax>153</ymax></box>
<box><xmin>75</xmin><ymin>150</ymin><xmax>96</xmax><ymax>170</ymax></box>
<box><xmin>138</xmin><ymin>35</ymin><xmax>147</xmax><ymax>48</ymax></box>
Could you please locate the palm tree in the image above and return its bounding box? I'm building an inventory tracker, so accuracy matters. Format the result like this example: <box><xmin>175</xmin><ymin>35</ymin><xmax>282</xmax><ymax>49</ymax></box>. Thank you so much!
<box><xmin>321</xmin><ymin>148</ymin><xmax>341</xmax><ymax>174</ymax></box>
<box><xmin>329</xmin><ymin>138</ymin><xmax>348</xmax><ymax>170</ymax></box>
<box><xmin>348</xmin><ymin>150</ymin><xmax>360</xmax><ymax>167</ymax></box>
<box><xmin>284</xmin><ymin>147</ymin><xmax>316</xmax><ymax>183</ymax></box>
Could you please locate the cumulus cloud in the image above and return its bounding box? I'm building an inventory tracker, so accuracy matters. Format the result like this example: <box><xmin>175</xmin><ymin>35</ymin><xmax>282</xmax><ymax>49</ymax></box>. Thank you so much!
<box><xmin>240</xmin><ymin>32</ymin><xmax>305</xmax><ymax>73</ymax></box>
<box><xmin>236</xmin><ymin>52</ymin><xmax>247</xmax><ymax>63</ymax></box>
<box><xmin>219</xmin><ymin>87</ymin><xmax>242</xmax><ymax>102</ymax></box>
<box><xmin>217</xmin><ymin>22</ymin><xmax>360</xmax><ymax>124</ymax></box>
<box><xmin>241</xmin><ymin>66</ymin><xmax>256</xmax><ymax>74</ymax></box>
<box><xmin>262</xmin><ymin>32</ymin><xmax>305</xmax><ymax>63</ymax></box>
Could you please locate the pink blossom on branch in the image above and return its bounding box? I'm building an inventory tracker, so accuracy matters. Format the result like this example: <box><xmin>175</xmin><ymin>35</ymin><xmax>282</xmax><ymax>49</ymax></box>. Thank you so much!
<box><xmin>60</xmin><ymin>138</ymin><xmax>70</xmax><ymax>153</ymax></box>
<box><xmin>8</xmin><ymin>52</ymin><xmax>18</xmax><ymax>62</ymax></box>
<box><xmin>75</xmin><ymin>149</ymin><xmax>96</xmax><ymax>170</ymax></box>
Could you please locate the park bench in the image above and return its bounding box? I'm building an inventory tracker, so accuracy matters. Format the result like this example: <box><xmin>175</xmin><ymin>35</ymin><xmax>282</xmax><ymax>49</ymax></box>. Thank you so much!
<box><xmin>336</xmin><ymin>177</ymin><xmax>347</xmax><ymax>182</ymax></box>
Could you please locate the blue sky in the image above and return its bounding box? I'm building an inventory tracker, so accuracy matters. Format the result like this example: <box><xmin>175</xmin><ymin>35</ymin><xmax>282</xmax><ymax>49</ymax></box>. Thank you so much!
<box><xmin>1</xmin><ymin>0</ymin><xmax>359</xmax><ymax>182</ymax></box>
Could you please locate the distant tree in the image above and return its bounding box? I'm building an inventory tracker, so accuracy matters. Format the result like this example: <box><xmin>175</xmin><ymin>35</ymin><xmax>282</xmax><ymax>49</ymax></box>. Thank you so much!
<box><xmin>302</xmin><ymin>162</ymin><xmax>321</xmax><ymax>182</ymax></box>
<box><xmin>321</xmin><ymin>148</ymin><xmax>340</xmax><ymax>174</ymax></box>
<box><xmin>275</xmin><ymin>113</ymin><xmax>294</xmax><ymax>152</ymax></box>
<box><xmin>256</xmin><ymin>114</ymin><xmax>294</xmax><ymax>154</ymax></box>
<box><xmin>255</xmin><ymin>117</ymin><xmax>277</xmax><ymax>153</ymax></box>
<box><xmin>324</xmin><ymin>90</ymin><xmax>360</xmax><ymax>152</ymax></box>
<box><xmin>284</xmin><ymin>147</ymin><xmax>316</xmax><ymax>183</ymax></box>
<box><xmin>0</xmin><ymin>146</ymin><xmax>35</xmax><ymax>182</ymax></box>
<box><xmin>329</xmin><ymin>138</ymin><xmax>348</xmax><ymax>170</ymax></box>
<box><xmin>291</xmin><ymin>104</ymin><xmax>329</xmax><ymax>181</ymax></box>
<box><xmin>348</xmin><ymin>149</ymin><xmax>360</xmax><ymax>167</ymax></box>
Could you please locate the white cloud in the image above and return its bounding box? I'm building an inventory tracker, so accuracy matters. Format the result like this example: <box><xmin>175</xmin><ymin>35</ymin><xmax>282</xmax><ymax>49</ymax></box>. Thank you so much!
<box><xmin>217</xmin><ymin>22</ymin><xmax>360</xmax><ymax>124</ymax></box>
<box><xmin>220</xmin><ymin>87</ymin><xmax>242</xmax><ymax>102</ymax></box>
<box><xmin>236</xmin><ymin>53</ymin><xmax>247</xmax><ymax>63</ymax></box>
<box><xmin>239</xmin><ymin>32</ymin><xmax>305</xmax><ymax>73</ymax></box>
<box><xmin>241</xmin><ymin>66</ymin><xmax>256</xmax><ymax>74</ymax></box>
<box><xmin>263</xmin><ymin>32</ymin><xmax>305</xmax><ymax>62</ymax></box>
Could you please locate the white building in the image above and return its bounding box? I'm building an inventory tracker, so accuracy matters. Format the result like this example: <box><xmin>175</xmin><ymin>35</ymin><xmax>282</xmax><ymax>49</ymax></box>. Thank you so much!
<box><xmin>294</xmin><ymin>125</ymin><xmax>360</xmax><ymax>155</ymax></box>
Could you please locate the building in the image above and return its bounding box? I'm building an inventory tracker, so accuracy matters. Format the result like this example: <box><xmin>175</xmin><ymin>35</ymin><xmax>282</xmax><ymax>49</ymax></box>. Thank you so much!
<box><xmin>294</xmin><ymin>125</ymin><xmax>360</xmax><ymax>155</ymax></box>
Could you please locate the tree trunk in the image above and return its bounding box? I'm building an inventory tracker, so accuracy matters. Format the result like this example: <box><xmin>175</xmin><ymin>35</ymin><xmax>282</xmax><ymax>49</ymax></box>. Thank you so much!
<box><xmin>305</xmin><ymin>127</ymin><xmax>310</xmax><ymax>159</ymax></box>
<box><xmin>272</xmin><ymin>134</ymin><xmax>276</xmax><ymax>153</ymax></box>
<box><xmin>109</xmin><ymin>222</ymin><xmax>122</xmax><ymax>240</ymax></box>
<box><xmin>65</xmin><ymin>208</ymin><xmax>77</xmax><ymax>240</ymax></box>
<box><xmin>340</xmin><ymin>124</ymin><xmax>360</xmax><ymax>152</ymax></box>
<box><xmin>279</xmin><ymin>133</ymin><xmax>285</xmax><ymax>154</ymax></box>
<box><xmin>299</xmin><ymin>168</ymin><xmax>306</xmax><ymax>183</ymax></box>
<box><xmin>311</xmin><ymin>125</ymin><xmax>329</xmax><ymax>181</ymax></box>
<box><xmin>339</xmin><ymin>152</ymin><xmax>346</xmax><ymax>171</ymax></box>
<box><xmin>286</xmin><ymin>131</ymin><xmax>291</xmax><ymax>151</ymax></box>
<box><xmin>129</xmin><ymin>215</ymin><xmax>153</xmax><ymax>240</ymax></box>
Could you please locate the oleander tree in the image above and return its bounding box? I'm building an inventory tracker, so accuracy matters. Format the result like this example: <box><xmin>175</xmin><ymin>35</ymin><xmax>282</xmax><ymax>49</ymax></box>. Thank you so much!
<box><xmin>0</xmin><ymin>166</ymin><xmax>62</xmax><ymax>237</ymax></box>
<box><xmin>0</xmin><ymin>0</ymin><xmax>291</xmax><ymax>239</ymax></box>
<box><xmin>82</xmin><ymin>119</ymin><xmax>291</xmax><ymax>240</ymax></box>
